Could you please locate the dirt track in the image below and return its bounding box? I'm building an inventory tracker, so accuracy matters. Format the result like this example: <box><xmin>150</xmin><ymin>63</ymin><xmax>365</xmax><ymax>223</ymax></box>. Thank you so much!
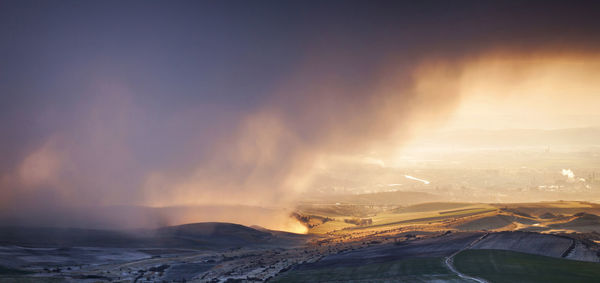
<box><xmin>445</xmin><ymin>233</ymin><xmax>489</xmax><ymax>283</ymax></box>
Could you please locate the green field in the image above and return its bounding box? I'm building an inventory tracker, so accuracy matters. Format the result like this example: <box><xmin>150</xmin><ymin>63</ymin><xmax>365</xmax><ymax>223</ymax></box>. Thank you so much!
<box><xmin>0</xmin><ymin>278</ymin><xmax>65</xmax><ymax>283</ymax></box>
<box><xmin>272</xmin><ymin>257</ymin><xmax>464</xmax><ymax>282</ymax></box>
<box><xmin>355</xmin><ymin>207</ymin><xmax>496</xmax><ymax>230</ymax></box>
<box><xmin>454</xmin><ymin>249</ymin><xmax>600</xmax><ymax>283</ymax></box>
<box><xmin>305</xmin><ymin>203</ymin><xmax>498</xmax><ymax>234</ymax></box>
<box><xmin>0</xmin><ymin>266</ymin><xmax>62</xmax><ymax>283</ymax></box>
<box><xmin>0</xmin><ymin>266</ymin><xmax>33</xmax><ymax>276</ymax></box>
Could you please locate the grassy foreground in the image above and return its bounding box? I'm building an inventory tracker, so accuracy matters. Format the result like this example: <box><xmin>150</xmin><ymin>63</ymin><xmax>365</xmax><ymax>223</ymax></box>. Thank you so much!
<box><xmin>272</xmin><ymin>257</ymin><xmax>463</xmax><ymax>282</ymax></box>
<box><xmin>0</xmin><ymin>266</ymin><xmax>33</xmax><ymax>276</ymax></box>
<box><xmin>454</xmin><ymin>249</ymin><xmax>600</xmax><ymax>283</ymax></box>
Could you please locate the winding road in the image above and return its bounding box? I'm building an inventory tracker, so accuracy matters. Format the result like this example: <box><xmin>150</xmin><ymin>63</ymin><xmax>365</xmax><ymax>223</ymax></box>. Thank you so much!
<box><xmin>444</xmin><ymin>233</ymin><xmax>490</xmax><ymax>283</ymax></box>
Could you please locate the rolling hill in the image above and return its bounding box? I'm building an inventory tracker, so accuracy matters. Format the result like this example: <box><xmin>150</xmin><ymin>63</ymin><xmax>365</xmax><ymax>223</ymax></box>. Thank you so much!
<box><xmin>0</xmin><ymin>222</ymin><xmax>304</xmax><ymax>249</ymax></box>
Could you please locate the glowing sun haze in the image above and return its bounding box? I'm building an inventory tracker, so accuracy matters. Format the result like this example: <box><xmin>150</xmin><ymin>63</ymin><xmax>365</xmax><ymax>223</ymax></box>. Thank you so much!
<box><xmin>0</xmin><ymin>0</ymin><xmax>599</xmax><ymax>232</ymax></box>
<box><xmin>446</xmin><ymin>53</ymin><xmax>600</xmax><ymax>130</ymax></box>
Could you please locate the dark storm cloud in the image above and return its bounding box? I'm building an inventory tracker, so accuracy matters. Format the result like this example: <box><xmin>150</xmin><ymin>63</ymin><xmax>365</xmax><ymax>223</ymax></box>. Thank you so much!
<box><xmin>0</xmin><ymin>0</ymin><xmax>599</xmax><ymax>229</ymax></box>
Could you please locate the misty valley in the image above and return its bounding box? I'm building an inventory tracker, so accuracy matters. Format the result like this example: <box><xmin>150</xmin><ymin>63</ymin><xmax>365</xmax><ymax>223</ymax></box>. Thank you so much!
<box><xmin>2</xmin><ymin>130</ymin><xmax>600</xmax><ymax>281</ymax></box>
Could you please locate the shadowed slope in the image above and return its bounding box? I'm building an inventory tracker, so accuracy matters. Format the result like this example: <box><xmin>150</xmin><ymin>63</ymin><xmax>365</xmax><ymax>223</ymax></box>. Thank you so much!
<box><xmin>0</xmin><ymin>222</ymin><xmax>305</xmax><ymax>249</ymax></box>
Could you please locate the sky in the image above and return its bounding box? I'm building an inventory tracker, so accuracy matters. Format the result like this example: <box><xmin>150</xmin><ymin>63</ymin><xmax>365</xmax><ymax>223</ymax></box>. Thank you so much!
<box><xmin>1</xmin><ymin>0</ymin><xmax>599</xmax><ymax>230</ymax></box>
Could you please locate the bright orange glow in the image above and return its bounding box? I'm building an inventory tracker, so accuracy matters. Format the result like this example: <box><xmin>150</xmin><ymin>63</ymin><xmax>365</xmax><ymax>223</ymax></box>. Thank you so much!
<box><xmin>449</xmin><ymin>53</ymin><xmax>600</xmax><ymax>130</ymax></box>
